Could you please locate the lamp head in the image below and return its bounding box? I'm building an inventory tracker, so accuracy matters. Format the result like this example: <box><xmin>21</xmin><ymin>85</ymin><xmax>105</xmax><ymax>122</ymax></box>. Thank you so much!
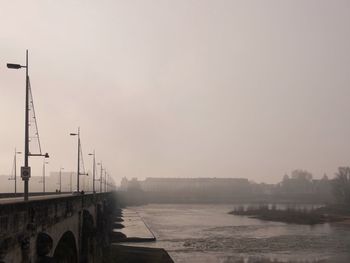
<box><xmin>7</xmin><ymin>63</ymin><xmax>22</xmax><ymax>69</ymax></box>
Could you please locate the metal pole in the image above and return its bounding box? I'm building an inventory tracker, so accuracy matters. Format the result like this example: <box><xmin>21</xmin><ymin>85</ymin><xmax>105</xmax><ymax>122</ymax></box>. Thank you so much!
<box><xmin>70</xmin><ymin>172</ymin><xmax>72</xmax><ymax>192</ymax></box>
<box><xmin>24</xmin><ymin>50</ymin><xmax>29</xmax><ymax>201</ymax></box>
<box><xmin>14</xmin><ymin>149</ymin><xmax>17</xmax><ymax>195</ymax></box>
<box><xmin>77</xmin><ymin>127</ymin><xmax>80</xmax><ymax>192</ymax></box>
<box><xmin>104</xmin><ymin>170</ymin><xmax>107</xmax><ymax>192</ymax></box>
<box><xmin>100</xmin><ymin>162</ymin><xmax>103</xmax><ymax>193</ymax></box>
<box><xmin>93</xmin><ymin>150</ymin><xmax>96</xmax><ymax>193</ymax></box>
<box><xmin>44</xmin><ymin>162</ymin><xmax>46</xmax><ymax>193</ymax></box>
<box><xmin>59</xmin><ymin>168</ymin><xmax>62</xmax><ymax>193</ymax></box>
<box><xmin>42</xmin><ymin>161</ymin><xmax>45</xmax><ymax>193</ymax></box>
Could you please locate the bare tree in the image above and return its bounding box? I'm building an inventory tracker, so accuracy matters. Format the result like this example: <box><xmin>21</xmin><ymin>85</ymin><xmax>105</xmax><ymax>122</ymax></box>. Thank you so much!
<box><xmin>281</xmin><ymin>169</ymin><xmax>313</xmax><ymax>193</ymax></box>
<box><xmin>332</xmin><ymin>167</ymin><xmax>350</xmax><ymax>205</ymax></box>
<box><xmin>291</xmin><ymin>169</ymin><xmax>313</xmax><ymax>181</ymax></box>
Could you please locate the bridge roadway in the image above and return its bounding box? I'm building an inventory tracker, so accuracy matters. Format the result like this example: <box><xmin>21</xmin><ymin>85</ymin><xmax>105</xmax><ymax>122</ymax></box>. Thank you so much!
<box><xmin>0</xmin><ymin>191</ymin><xmax>117</xmax><ymax>263</ymax></box>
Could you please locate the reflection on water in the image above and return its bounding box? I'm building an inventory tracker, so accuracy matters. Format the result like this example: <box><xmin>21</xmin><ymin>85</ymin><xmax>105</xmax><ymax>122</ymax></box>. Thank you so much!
<box><xmin>129</xmin><ymin>204</ymin><xmax>350</xmax><ymax>263</ymax></box>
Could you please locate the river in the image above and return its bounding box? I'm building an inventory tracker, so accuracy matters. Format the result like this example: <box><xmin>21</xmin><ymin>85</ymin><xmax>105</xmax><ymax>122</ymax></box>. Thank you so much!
<box><xmin>126</xmin><ymin>204</ymin><xmax>350</xmax><ymax>263</ymax></box>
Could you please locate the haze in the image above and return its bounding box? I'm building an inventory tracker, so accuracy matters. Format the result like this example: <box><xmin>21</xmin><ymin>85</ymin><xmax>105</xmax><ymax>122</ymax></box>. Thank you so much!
<box><xmin>1</xmin><ymin>0</ymin><xmax>350</xmax><ymax>184</ymax></box>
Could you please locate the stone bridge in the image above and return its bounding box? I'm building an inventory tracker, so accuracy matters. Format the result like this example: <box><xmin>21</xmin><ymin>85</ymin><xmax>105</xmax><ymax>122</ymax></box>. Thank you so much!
<box><xmin>0</xmin><ymin>193</ymin><xmax>116</xmax><ymax>263</ymax></box>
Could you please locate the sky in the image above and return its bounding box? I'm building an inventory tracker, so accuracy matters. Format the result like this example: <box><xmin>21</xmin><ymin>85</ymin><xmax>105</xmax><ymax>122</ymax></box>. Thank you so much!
<box><xmin>1</xmin><ymin>0</ymin><xmax>350</xmax><ymax>185</ymax></box>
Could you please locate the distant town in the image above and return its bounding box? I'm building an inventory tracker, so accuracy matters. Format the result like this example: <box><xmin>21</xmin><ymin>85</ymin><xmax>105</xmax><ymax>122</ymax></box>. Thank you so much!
<box><xmin>119</xmin><ymin>169</ymin><xmax>333</xmax><ymax>205</ymax></box>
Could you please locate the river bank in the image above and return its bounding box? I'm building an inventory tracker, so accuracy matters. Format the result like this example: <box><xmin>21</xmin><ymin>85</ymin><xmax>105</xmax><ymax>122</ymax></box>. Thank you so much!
<box><xmin>229</xmin><ymin>204</ymin><xmax>350</xmax><ymax>225</ymax></box>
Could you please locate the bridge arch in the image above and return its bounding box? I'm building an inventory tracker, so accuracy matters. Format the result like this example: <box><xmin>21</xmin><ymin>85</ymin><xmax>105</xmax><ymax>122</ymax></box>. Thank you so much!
<box><xmin>53</xmin><ymin>231</ymin><xmax>78</xmax><ymax>263</ymax></box>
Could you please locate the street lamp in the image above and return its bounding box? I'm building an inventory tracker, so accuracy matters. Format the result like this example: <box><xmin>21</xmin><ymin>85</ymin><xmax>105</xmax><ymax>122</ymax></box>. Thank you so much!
<box><xmin>88</xmin><ymin>150</ymin><xmax>96</xmax><ymax>194</ymax></box>
<box><xmin>97</xmin><ymin>162</ymin><xmax>103</xmax><ymax>193</ymax></box>
<box><xmin>8</xmin><ymin>148</ymin><xmax>22</xmax><ymax>196</ymax></box>
<box><xmin>42</xmin><ymin>160</ymin><xmax>49</xmax><ymax>193</ymax></box>
<box><xmin>70</xmin><ymin>172</ymin><xmax>73</xmax><ymax>192</ymax></box>
<box><xmin>70</xmin><ymin>128</ymin><xmax>81</xmax><ymax>192</ymax></box>
<box><xmin>7</xmin><ymin>50</ymin><xmax>50</xmax><ymax>201</ymax></box>
<box><xmin>59</xmin><ymin>167</ymin><xmax>64</xmax><ymax>193</ymax></box>
<box><xmin>107</xmin><ymin>173</ymin><xmax>110</xmax><ymax>192</ymax></box>
<box><xmin>104</xmin><ymin>170</ymin><xmax>107</xmax><ymax>192</ymax></box>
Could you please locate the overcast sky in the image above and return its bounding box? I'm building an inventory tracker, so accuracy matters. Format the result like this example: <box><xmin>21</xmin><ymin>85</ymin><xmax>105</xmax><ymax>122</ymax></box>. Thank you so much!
<box><xmin>1</xmin><ymin>0</ymin><xmax>350</xmax><ymax>185</ymax></box>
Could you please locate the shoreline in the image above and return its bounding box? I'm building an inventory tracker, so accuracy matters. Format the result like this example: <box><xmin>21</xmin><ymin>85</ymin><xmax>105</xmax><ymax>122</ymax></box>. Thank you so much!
<box><xmin>229</xmin><ymin>204</ymin><xmax>350</xmax><ymax>225</ymax></box>
<box><xmin>108</xmin><ymin>208</ymin><xmax>174</xmax><ymax>262</ymax></box>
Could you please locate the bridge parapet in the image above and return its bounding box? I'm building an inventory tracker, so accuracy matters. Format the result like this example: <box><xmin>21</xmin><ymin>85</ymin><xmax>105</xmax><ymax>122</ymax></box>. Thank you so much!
<box><xmin>0</xmin><ymin>193</ymin><xmax>116</xmax><ymax>263</ymax></box>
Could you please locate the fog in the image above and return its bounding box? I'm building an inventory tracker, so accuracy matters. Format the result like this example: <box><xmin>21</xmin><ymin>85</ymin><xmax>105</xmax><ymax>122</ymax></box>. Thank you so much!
<box><xmin>1</xmin><ymin>0</ymin><xmax>350</xmax><ymax>185</ymax></box>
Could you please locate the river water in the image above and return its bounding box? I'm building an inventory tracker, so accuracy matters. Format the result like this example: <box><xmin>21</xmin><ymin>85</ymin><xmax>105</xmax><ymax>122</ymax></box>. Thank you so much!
<box><xmin>128</xmin><ymin>204</ymin><xmax>350</xmax><ymax>263</ymax></box>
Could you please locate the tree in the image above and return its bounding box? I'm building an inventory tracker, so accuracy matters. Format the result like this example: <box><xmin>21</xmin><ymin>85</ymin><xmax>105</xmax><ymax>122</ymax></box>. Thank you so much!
<box><xmin>280</xmin><ymin>169</ymin><xmax>313</xmax><ymax>193</ymax></box>
<box><xmin>291</xmin><ymin>169</ymin><xmax>313</xmax><ymax>181</ymax></box>
<box><xmin>332</xmin><ymin>167</ymin><xmax>350</xmax><ymax>205</ymax></box>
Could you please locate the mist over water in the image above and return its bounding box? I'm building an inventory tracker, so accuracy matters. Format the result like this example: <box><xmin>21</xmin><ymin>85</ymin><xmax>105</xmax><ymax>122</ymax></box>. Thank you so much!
<box><xmin>126</xmin><ymin>204</ymin><xmax>350</xmax><ymax>263</ymax></box>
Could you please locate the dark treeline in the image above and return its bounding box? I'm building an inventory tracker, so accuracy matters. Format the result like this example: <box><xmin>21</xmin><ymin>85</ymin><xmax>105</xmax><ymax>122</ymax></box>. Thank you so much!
<box><xmin>118</xmin><ymin>168</ymin><xmax>350</xmax><ymax>206</ymax></box>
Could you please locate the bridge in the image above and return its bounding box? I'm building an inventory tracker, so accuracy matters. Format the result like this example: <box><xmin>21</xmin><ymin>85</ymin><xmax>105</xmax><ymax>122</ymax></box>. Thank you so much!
<box><xmin>0</xmin><ymin>192</ymin><xmax>116</xmax><ymax>263</ymax></box>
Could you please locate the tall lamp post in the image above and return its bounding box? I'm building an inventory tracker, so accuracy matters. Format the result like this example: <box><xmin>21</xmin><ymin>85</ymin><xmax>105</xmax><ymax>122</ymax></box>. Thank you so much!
<box><xmin>70</xmin><ymin>128</ymin><xmax>81</xmax><ymax>192</ymax></box>
<box><xmin>70</xmin><ymin>172</ymin><xmax>73</xmax><ymax>192</ymax></box>
<box><xmin>104</xmin><ymin>170</ymin><xmax>107</xmax><ymax>192</ymax></box>
<box><xmin>97</xmin><ymin>162</ymin><xmax>103</xmax><ymax>193</ymax></box>
<box><xmin>42</xmin><ymin>160</ymin><xmax>49</xmax><ymax>193</ymax></box>
<box><xmin>7</xmin><ymin>50</ymin><xmax>49</xmax><ymax>201</ymax></box>
<box><xmin>59</xmin><ymin>167</ymin><xmax>64</xmax><ymax>193</ymax></box>
<box><xmin>88</xmin><ymin>150</ymin><xmax>96</xmax><ymax>194</ymax></box>
<box><xmin>8</xmin><ymin>148</ymin><xmax>22</xmax><ymax>196</ymax></box>
<box><xmin>107</xmin><ymin>173</ymin><xmax>110</xmax><ymax>192</ymax></box>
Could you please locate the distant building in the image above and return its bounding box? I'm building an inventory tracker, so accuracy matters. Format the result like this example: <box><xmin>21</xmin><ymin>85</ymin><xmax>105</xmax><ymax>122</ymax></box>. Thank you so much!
<box><xmin>139</xmin><ymin>177</ymin><xmax>251</xmax><ymax>192</ymax></box>
<box><xmin>120</xmin><ymin>177</ymin><xmax>128</xmax><ymax>191</ymax></box>
<box><xmin>120</xmin><ymin>177</ymin><xmax>252</xmax><ymax>194</ymax></box>
<box><xmin>119</xmin><ymin>177</ymin><xmax>254</xmax><ymax>203</ymax></box>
